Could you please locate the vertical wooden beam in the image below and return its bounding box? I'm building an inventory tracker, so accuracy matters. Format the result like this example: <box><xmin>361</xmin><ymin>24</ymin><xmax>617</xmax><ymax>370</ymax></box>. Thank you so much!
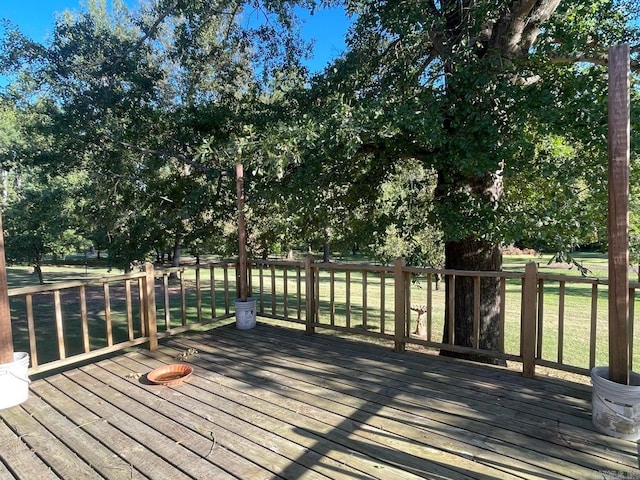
<box><xmin>236</xmin><ymin>163</ymin><xmax>248</xmax><ymax>301</ymax></box>
<box><xmin>394</xmin><ymin>257</ymin><xmax>406</xmax><ymax>352</ymax></box>
<box><xmin>195</xmin><ymin>266</ymin><xmax>202</xmax><ymax>322</ymax></box>
<box><xmin>25</xmin><ymin>294</ymin><xmax>37</xmax><ymax>367</ymax></box>
<box><xmin>447</xmin><ymin>275</ymin><xmax>455</xmax><ymax>345</ymax></box>
<box><xmin>380</xmin><ymin>272</ymin><xmax>386</xmax><ymax>335</ymax></box>
<box><xmin>557</xmin><ymin>281</ymin><xmax>565</xmax><ymax>365</ymax></box>
<box><xmin>522</xmin><ymin>262</ymin><xmax>538</xmax><ymax>378</ymax></box>
<box><xmin>589</xmin><ymin>284</ymin><xmax>598</xmax><ymax>369</ymax></box>
<box><xmin>345</xmin><ymin>270</ymin><xmax>351</xmax><ymax>329</ymax></box>
<box><xmin>362</xmin><ymin>270</ymin><xmax>368</xmax><ymax>329</ymax></box>
<box><xmin>103</xmin><ymin>283</ymin><xmax>113</xmax><ymax>346</ymax></box>
<box><xmin>124</xmin><ymin>280</ymin><xmax>134</xmax><ymax>341</ymax></box>
<box><xmin>473</xmin><ymin>276</ymin><xmax>481</xmax><ymax>350</ymax></box>
<box><xmin>54</xmin><ymin>290</ymin><xmax>65</xmax><ymax>359</ymax></box>
<box><xmin>608</xmin><ymin>43</ymin><xmax>630</xmax><ymax>385</ymax></box>
<box><xmin>143</xmin><ymin>262</ymin><xmax>158</xmax><ymax>351</ymax></box>
<box><xmin>0</xmin><ymin>214</ymin><xmax>13</xmax><ymax>364</ymax></box>
<box><xmin>304</xmin><ymin>256</ymin><xmax>315</xmax><ymax>335</ymax></box>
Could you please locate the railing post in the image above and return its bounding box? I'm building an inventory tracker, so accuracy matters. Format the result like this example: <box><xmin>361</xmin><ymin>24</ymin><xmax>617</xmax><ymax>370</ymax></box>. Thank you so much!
<box><xmin>394</xmin><ymin>257</ymin><xmax>406</xmax><ymax>353</ymax></box>
<box><xmin>143</xmin><ymin>262</ymin><xmax>158</xmax><ymax>351</ymax></box>
<box><xmin>521</xmin><ymin>261</ymin><xmax>538</xmax><ymax>378</ymax></box>
<box><xmin>305</xmin><ymin>256</ymin><xmax>315</xmax><ymax>335</ymax></box>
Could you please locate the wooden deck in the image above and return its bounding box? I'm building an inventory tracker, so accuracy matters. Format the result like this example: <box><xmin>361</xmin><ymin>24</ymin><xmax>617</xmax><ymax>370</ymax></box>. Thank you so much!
<box><xmin>1</xmin><ymin>321</ymin><xmax>639</xmax><ymax>480</ymax></box>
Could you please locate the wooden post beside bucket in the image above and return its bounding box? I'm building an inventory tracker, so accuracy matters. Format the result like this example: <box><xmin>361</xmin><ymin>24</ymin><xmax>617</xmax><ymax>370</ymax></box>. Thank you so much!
<box><xmin>234</xmin><ymin>163</ymin><xmax>256</xmax><ymax>329</ymax></box>
<box><xmin>591</xmin><ymin>43</ymin><xmax>640</xmax><ymax>440</ymax></box>
<box><xmin>0</xmin><ymin>213</ymin><xmax>30</xmax><ymax>410</ymax></box>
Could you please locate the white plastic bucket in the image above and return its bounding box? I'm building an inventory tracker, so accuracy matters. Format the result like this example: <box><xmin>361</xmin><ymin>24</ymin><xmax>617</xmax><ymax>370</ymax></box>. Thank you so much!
<box><xmin>0</xmin><ymin>352</ymin><xmax>30</xmax><ymax>410</ymax></box>
<box><xmin>591</xmin><ymin>366</ymin><xmax>640</xmax><ymax>440</ymax></box>
<box><xmin>235</xmin><ymin>297</ymin><xmax>257</xmax><ymax>330</ymax></box>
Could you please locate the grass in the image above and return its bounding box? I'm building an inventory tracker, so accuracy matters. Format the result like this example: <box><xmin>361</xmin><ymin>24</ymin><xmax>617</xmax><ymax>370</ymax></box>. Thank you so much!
<box><xmin>7</xmin><ymin>252</ymin><xmax>640</xmax><ymax>375</ymax></box>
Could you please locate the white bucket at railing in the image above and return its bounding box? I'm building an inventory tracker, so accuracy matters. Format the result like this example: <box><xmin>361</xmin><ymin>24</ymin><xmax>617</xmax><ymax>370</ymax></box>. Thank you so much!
<box><xmin>591</xmin><ymin>366</ymin><xmax>640</xmax><ymax>440</ymax></box>
<box><xmin>235</xmin><ymin>297</ymin><xmax>257</xmax><ymax>330</ymax></box>
<box><xmin>0</xmin><ymin>352</ymin><xmax>30</xmax><ymax>410</ymax></box>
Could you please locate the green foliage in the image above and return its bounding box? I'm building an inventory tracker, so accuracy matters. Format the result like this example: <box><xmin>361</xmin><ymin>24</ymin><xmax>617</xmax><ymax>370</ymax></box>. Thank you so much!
<box><xmin>3</xmin><ymin>169</ymin><xmax>89</xmax><ymax>275</ymax></box>
<box><xmin>1</xmin><ymin>0</ymin><xmax>314</xmax><ymax>268</ymax></box>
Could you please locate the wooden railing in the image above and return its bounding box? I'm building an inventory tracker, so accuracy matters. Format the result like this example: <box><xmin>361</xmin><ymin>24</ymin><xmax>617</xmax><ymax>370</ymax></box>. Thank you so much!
<box><xmin>9</xmin><ymin>261</ymin><xmax>236</xmax><ymax>375</ymax></box>
<box><xmin>249</xmin><ymin>258</ymin><xmax>640</xmax><ymax>378</ymax></box>
<box><xmin>9</xmin><ymin>257</ymin><xmax>640</xmax><ymax>378</ymax></box>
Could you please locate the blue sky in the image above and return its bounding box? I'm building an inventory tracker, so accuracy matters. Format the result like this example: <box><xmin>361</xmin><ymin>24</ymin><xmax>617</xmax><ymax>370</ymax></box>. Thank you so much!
<box><xmin>0</xmin><ymin>1</ymin><xmax>352</xmax><ymax>74</ymax></box>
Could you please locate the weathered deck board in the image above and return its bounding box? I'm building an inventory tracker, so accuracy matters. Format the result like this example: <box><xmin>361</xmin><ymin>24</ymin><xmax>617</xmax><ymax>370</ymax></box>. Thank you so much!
<box><xmin>1</xmin><ymin>321</ymin><xmax>639</xmax><ymax>480</ymax></box>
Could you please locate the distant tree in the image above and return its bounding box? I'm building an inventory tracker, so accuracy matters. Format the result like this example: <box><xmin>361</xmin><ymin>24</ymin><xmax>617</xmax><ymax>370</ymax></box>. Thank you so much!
<box><xmin>0</xmin><ymin>0</ymin><xmax>310</xmax><ymax>267</ymax></box>
<box><xmin>3</xmin><ymin>170</ymin><xmax>89</xmax><ymax>283</ymax></box>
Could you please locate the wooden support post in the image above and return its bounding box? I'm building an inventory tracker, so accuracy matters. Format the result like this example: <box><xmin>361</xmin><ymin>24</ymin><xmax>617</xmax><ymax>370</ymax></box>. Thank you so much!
<box><xmin>608</xmin><ymin>44</ymin><xmax>630</xmax><ymax>385</ymax></box>
<box><xmin>305</xmin><ymin>256</ymin><xmax>315</xmax><ymax>335</ymax></box>
<box><xmin>0</xmin><ymin>213</ymin><xmax>13</xmax><ymax>364</ymax></box>
<box><xmin>236</xmin><ymin>163</ymin><xmax>248</xmax><ymax>301</ymax></box>
<box><xmin>143</xmin><ymin>262</ymin><xmax>158</xmax><ymax>351</ymax></box>
<box><xmin>521</xmin><ymin>262</ymin><xmax>538</xmax><ymax>378</ymax></box>
<box><xmin>394</xmin><ymin>257</ymin><xmax>406</xmax><ymax>353</ymax></box>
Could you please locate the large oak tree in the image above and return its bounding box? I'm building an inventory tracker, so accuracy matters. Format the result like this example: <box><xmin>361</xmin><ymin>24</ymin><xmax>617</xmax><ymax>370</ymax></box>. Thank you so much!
<box><xmin>270</xmin><ymin>0</ymin><xmax>639</xmax><ymax>361</ymax></box>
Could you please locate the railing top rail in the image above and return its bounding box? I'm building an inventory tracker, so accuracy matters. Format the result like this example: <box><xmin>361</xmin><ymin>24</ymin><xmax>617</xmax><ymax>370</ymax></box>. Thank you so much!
<box><xmin>250</xmin><ymin>259</ymin><xmax>305</xmax><ymax>268</ymax></box>
<box><xmin>8</xmin><ymin>271</ymin><xmax>146</xmax><ymax>297</ymax></box>
<box><xmin>536</xmin><ymin>272</ymin><xmax>608</xmax><ymax>284</ymax></box>
<box><xmin>404</xmin><ymin>267</ymin><xmax>525</xmax><ymax>279</ymax></box>
<box><xmin>311</xmin><ymin>262</ymin><xmax>395</xmax><ymax>274</ymax></box>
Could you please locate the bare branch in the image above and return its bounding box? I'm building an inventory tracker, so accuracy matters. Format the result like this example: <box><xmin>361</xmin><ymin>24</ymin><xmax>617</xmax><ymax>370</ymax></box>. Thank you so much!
<box><xmin>548</xmin><ymin>54</ymin><xmax>607</xmax><ymax>67</ymax></box>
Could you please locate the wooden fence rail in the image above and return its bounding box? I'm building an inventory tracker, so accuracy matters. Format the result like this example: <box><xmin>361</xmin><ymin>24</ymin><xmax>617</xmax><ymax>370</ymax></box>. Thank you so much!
<box><xmin>8</xmin><ymin>258</ymin><xmax>640</xmax><ymax>378</ymax></box>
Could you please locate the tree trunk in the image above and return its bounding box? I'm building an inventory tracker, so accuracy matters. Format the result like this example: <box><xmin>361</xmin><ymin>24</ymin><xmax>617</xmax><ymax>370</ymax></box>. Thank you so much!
<box><xmin>323</xmin><ymin>242</ymin><xmax>330</xmax><ymax>263</ymax></box>
<box><xmin>33</xmin><ymin>264</ymin><xmax>44</xmax><ymax>285</ymax></box>
<box><xmin>168</xmin><ymin>239</ymin><xmax>181</xmax><ymax>281</ymax></box>
<box><xmin>441</xmin><ymin>238</ymin><xmax>504</xmax><ymax>365</ymax></box>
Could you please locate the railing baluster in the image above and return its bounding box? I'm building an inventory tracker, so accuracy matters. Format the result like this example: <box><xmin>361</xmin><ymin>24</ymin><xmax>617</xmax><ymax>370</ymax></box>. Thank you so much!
<box><xmin>447</xmin><ymin>274</ymin><xmax>455</xmax><ymax>345</ymax></box>
<box><xmin>103</xmin><ymin>283</ymin><xmax>113</xmax><ymax>346</ymax></box>
<box><xmin>558</xmin><ymin>280</ymin><xmax>565</xmax><ymax>364</ymax></box>
<box><xmin>296</xmin><ymin>265</ymin><xmax>302</xmax><ymax>320</ymax></box>
<box><xmin>536</xmin><ymin>279</ymin><xmax>544</xmax><ymax>360</ymax></box>
<box><xmin>426</xmin><ymin>273</ymin><xmax>432</xmax><ymax>341</ymax></box>
<box><xmin>25</xmin><ymin>294</ymin><xmax>37</xmax><ymax>367</ymax></box>
<box><xmin>138</xmin><ymin>277</ymin><xmax>146</xmax><ymax>336</ymax></box>
<box><xmin>345</xmin><ymin>270</ymin><xmax>351</xmax><ymax>329</ymax></box>
<box><xmin>330</xmin><ymin>269</ymin><xmax>335</xmax><ymax>326</ymax></box>
<box><xmin>380</xmin><ymin>271</ymin><xmax>386</xmax><ymax>335</ymax></box>
<box><xmin>180</xmin><ymin>269</ymin><xmax>187</xmax><ymax>326</ymax></box>
<box><xmin>271</xmin><ymin>264</ymin><xmax>277</xmax><ymax>315</ymax></box>
<box><xmin>283</xmin><ymin>267</ymin><xmax>289</xmax><ymax>319</ymax></box>
<box><xmin>629</xmin><ymin>287</ymin><xmax>635</xmax><ymax>371</ymax></box>
<box><xmin>54</xmin><ymin>290</ymin><xmax>65</xmax><ymax>359</ymax></box>
<box><xmin>163</xmin><ymin>273</ymin><xmax>170</xmax><ymax>330</ymax></box>
<box><xmin>223</xmin><ymin>264</ymin><xmax>230</xmax><ymax>314</ymax></box>
<box><xmin>589</xmin><ymin>284</ymin><xmax>598</xmax><ymax>369</ymax></box>
<box><xmin>259</xmin><ymin>263</ymin><xmax>264</xmax><ymax>314</ymax></box>
<box><xmin>473</xmin><ymin>276</ymin><xmax>480</xmax><ymax>350</ymax></box>
<box><xmin>196</xmin><ymin>266</ymin><xmax>202</xmax><ymax>323</ymax></box>
<box><xmin>499</xmin><ymin>277</ymin><xmax>506</xmax><ymax>353</ymax></box>
<box><xmin>125</xmin><ymin>279</ymin><xmax>134</xmax><ymax>341</ymax></box>
<box><xmin>210</xmin><ymin>265</ymin><xmax>216</xmax><ymax>318</ymax></box>
<box><xmin>362</xmin><ymin>271</ymin><xmax>368</xmax><ymax>329</ymax></box>
<box><xmin>80</xmin><ymin>285</ymin><xmax>90</xmax><ymax>350</ymax></box>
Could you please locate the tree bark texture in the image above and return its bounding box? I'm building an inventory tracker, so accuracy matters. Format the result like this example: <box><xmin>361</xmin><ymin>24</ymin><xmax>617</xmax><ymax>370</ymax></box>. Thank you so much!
<box><xmin>441</xmin><ymin>238</ymin><xmax>504</xmax><ymax>364</ymax></box>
